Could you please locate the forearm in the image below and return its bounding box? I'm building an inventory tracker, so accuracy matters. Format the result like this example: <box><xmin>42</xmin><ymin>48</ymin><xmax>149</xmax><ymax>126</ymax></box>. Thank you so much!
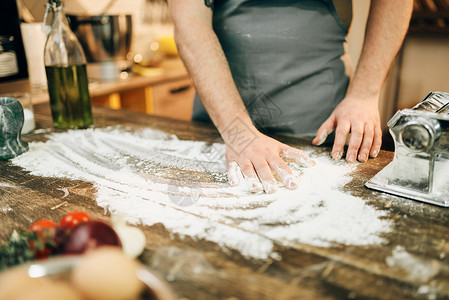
<box><xmin>348</xmin><ymin>0</ymin><xmax>413</xmax><ymax>101</ymax></box>
<box><xmin>169</xmin><ymin>2</ymin><xmax>256</xmax><ymax>143</ymax></box>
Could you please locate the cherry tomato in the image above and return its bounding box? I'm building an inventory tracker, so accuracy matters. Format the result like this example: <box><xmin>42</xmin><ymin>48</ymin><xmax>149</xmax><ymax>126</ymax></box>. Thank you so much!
<box><xmin>60</xmin><ymin>211</ymin><xmax>91</xmax><ymax>230</ymax></box>
<box><xmin>29</xmin><ymin>219</ymin><xmax>59</xmax><ymax>259</ymax></box>
<box><xmin>29</xmin><ymin>219</ymin><xmax>58</xmax><ymax>237</ymax></box>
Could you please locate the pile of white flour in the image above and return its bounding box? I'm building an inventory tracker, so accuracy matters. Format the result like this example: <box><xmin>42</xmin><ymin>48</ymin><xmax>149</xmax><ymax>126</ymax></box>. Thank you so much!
<box><xmin>12</xmin><ymin>127</ymin><xmax>391</xmax><ymax>259</ymax></box>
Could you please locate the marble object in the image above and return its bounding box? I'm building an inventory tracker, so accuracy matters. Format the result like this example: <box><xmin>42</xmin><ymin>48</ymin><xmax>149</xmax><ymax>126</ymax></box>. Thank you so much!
<box><xmin>0</xmin><ymin>97</ymin><xmax>29</xmax><ymax>160</ymax></box>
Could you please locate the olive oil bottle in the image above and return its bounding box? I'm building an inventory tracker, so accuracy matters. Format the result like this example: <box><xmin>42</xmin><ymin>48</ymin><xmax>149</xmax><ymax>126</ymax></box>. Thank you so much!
<box><xmin>44</xmin><ymin>0</ymin><xmax>93</xmax><ymax>129</ymax></box>
<box><xmin>45</xmin><ymin>64</ymin><xmax>92</xmax><ymax>128</ymax></box>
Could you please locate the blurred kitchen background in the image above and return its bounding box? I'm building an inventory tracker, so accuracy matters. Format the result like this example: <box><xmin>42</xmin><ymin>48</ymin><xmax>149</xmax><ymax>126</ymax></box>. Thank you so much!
<box><xmin>0</xmin><ymin>0</ymin><xmax>448</xmax><ymax>149</ymax></box>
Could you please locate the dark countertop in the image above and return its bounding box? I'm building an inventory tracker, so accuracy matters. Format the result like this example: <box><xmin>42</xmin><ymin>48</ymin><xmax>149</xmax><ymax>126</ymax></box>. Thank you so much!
<box><xmin>1</xmin><ymin>103</ymin><xmax>449</xmax><ymax>300</ymax></box>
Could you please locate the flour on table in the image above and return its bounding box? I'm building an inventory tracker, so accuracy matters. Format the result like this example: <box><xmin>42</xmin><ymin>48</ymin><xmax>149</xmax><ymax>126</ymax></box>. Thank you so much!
<box><xmin>11</xmin><ymin>127</ymin><xmax>392</xmax><ymax>259</ymax></box>
<box><xmin>56</xmin><ymin>187</ymin><xmax>70</xmax><ymax>198</ymax></box>
<box><xmin>0</xmin><ymin>182</ymin><xmax>17</xmax><ymax>188</ymax></box>
<box><xmin>386</xmin><ymin>246</ymin><xmax>440</xmax><ymax>282</ymax></box>
<box><xmin>1</xmin><ymin>205</ymin><xmax>13</xmax><ymax>213</ymax></box>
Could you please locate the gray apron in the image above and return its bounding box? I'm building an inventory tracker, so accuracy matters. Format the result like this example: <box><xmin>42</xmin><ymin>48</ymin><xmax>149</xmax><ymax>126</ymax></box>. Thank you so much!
<box><xmin>192</xmin><ymin>0</ymin><xmax>350</xmax><ymax>137</ymax></box>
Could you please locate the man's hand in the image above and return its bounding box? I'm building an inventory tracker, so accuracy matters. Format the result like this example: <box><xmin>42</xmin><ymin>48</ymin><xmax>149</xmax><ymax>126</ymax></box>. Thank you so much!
<box><xmin>312</xmin><ymin>95</ymin><xmax>382</xmax><ymax>163</ymax></box>
<box><xmin>226</xmin><ymin>131</ymin><xmax>315</xmax><ymax>194</ymax></box>
<box><xmin>312</xmin><ymin>0</ymin><xmax>413</xmax><ymax>162</ymax></box>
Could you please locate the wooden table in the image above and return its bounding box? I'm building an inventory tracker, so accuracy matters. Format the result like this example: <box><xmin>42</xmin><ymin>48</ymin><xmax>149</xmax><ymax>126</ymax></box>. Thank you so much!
<box><xmin>1</xmin><ymin>103</ymin><xmax>449</xmax><ymax>300</ymax></box>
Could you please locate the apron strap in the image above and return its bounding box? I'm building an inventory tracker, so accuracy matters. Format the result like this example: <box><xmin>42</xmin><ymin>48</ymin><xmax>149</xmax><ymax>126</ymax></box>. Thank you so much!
<box><xmin>333</xmin><ymin>0</ymin><xmax>353</xmax><ymax>29</ymax></box>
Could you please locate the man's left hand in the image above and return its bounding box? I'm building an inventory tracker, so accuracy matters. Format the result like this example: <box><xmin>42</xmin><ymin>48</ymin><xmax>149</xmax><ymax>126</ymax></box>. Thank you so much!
<box><xmin>312</xmin><ymin>95</ymin><xmax>382</xmax><ymax>163</ymax></box>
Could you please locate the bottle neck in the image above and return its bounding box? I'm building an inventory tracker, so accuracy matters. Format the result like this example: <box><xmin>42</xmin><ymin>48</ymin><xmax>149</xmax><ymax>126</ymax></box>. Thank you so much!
<box><xmin>43</xmin><ymin>2</ymin><xmax>65</xmax><ymax>34</ymax></box>
<box><xmin>50</xmin><ymin>3</ymin><xmax>68</xmax><ymax>31</ymax></box>
<box><xmin>43</xmin><ymin>2</ymin><xmax>87</xmax><ymax>67</ymax></box>
<box><xmin>54</xmin><ymin>4</ymin><xmax>68</xmax><ymax>27</ymax></box>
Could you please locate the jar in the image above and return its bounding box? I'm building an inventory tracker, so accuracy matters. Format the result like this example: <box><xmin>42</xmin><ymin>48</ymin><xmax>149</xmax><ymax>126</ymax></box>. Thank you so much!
<box><xmin>0</xmin><ymin>36</ymin><xmax>19</xmax><ymax>78</ymax></box>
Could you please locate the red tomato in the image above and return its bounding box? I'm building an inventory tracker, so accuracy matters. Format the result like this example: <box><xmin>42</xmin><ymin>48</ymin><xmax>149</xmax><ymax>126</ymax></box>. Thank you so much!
<box><xmin>29</xmin><ymin>219</ymin><xmax>59</xmax><ymax>259</ymax></box>
<box><xmin>60</xmin><ymin>211</ymin><xmax>91</xmax><ymax>230</ymax></box>
<box><xmin>30</xmin><ymin>219</ymin><xmax>58</xmax><ymax>236</ymax></box>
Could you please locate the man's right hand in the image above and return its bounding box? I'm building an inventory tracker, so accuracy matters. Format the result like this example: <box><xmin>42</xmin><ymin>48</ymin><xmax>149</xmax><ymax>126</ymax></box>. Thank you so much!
<box><xmin>225</xmin><ymin>130</ymin><xmax>315</xmax><ymax>194</ymax></box>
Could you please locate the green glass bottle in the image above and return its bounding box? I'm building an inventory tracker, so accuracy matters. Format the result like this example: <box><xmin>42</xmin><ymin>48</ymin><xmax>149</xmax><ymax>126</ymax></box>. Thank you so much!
<box><xmin>44</xmin><ymin>0</ymin><xmax>93</xmax><ymax>129</ymax></box>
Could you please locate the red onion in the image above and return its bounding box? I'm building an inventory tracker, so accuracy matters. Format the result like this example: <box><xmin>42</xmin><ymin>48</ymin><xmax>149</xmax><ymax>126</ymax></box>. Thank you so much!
<box><xmin>63</xmin><ymin>220</ymin><xmax>121</xmax><ymax>254</ymax></box>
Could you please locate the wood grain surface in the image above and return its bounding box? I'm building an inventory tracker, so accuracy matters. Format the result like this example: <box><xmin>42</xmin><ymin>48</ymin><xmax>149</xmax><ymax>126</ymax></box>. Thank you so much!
<box><xmin>1</xmin><ymin>103</ymin><xmax>449</xmax><ymax>300</ymax></box>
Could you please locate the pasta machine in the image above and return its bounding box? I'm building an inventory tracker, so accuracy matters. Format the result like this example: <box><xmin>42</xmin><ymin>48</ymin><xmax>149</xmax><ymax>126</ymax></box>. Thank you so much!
<box><xmin>366</xmin><ymin>91</ymin><xmax>449</xmax><ymax>207</ymax></box>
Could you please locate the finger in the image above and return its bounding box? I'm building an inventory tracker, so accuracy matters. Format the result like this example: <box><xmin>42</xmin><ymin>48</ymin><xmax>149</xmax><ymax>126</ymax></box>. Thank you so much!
<box><xmin>345</xmin><ymin>122</ymin><xmax>364</xmax><ymax>163</ymax></box>
<box><xmin>252</xmin><ymin>158</ymin><xmax>278</xmax><ymax>194</ymax></box>
<box><xmin>280</xmin><ymin>148</ymin><xmax>316</xmax><ymax>168</ymax></box>
<box><xmin>332</xmin><ymin>121</ymin><xmax>350</xmax><ymax>160</ymax></box>
<box><xmin>312</xmin><ymin>116</ymin><xmax>335</xmax><ymax>146</ymax></box>
<box><xmin>269</xmin><ymin>158</ymin><xmax>298</xmax><ymax>190</ymax></box>
<box><xmin>240</xmin><ymin>160</ymin><xmax>263</xmax><ymax>193</ymax></box>
<box><xmin>370</xmin><ymin>125</ymin><xmax>382</xmax><ymax>158</ymax></box>
<box><xmin>227</xmin><ymin>161</ymin><xmax>241</xmax><ymax>186</ymax></box>
<box><xmin>357</xmin><ymin>124</ymin><xmax>374</xmax><ymax>162</ymax></box>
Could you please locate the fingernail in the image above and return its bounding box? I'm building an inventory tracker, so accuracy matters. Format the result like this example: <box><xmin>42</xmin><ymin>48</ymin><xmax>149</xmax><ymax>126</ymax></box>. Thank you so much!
<box><xmin>285</xmin><ymin>176</ymin><xmax>298</xmax><ymax>190</ymax></box>
<box><xmin>297</xmin><ymin>156</ymin><xmax>316</xmax><ymax>168</ymax></box>
<box><xmin>305</xmin><ymin>158</ymin><xmax>316</xmax><ymax>167</ymax></box>
<box><xmin>246</xmin><ymin>177</ymin><xmax>262</xmax><ymax>193</ymax></box>
<box><xmin>264</xmin><ymin>181</ymin><xmax>278</xmax><ymax>194</ymax></box>
<box><xmin>251</xmin><ymin>182</ymin><xmax>263</xmax><ymax>193</ymax></box>
<box><xmin>347</xmin><ymin>154</ymin><xmax>355</xmax><ymax>163</ymax></box>
<box><xmin>332</xmin><ymin>152</ymin><xmax>342</xmax><ymax>160</ymax></box>
<box><xmin>372</xmin><ymin>150</ymin><xmax>379</xmax><ymax>158</ymax></box>
<box><xmin>316</xmin><ymin>132</ymin><xmax>328</xmax><ymax>146</ymax></box>
<box><xmin>227</xmin><ymin>161</ymin><xmax>240</xmax><ymax>186</ymax></box>
<box><xmin>229</xmin><ymin>177</ymin><xmax>239</xmax><ymax>186</ymax></box>
<box><xmin>358</xmin><ymin>153</ymin><xmax>367</xmax><ymax>162</ymax></box>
